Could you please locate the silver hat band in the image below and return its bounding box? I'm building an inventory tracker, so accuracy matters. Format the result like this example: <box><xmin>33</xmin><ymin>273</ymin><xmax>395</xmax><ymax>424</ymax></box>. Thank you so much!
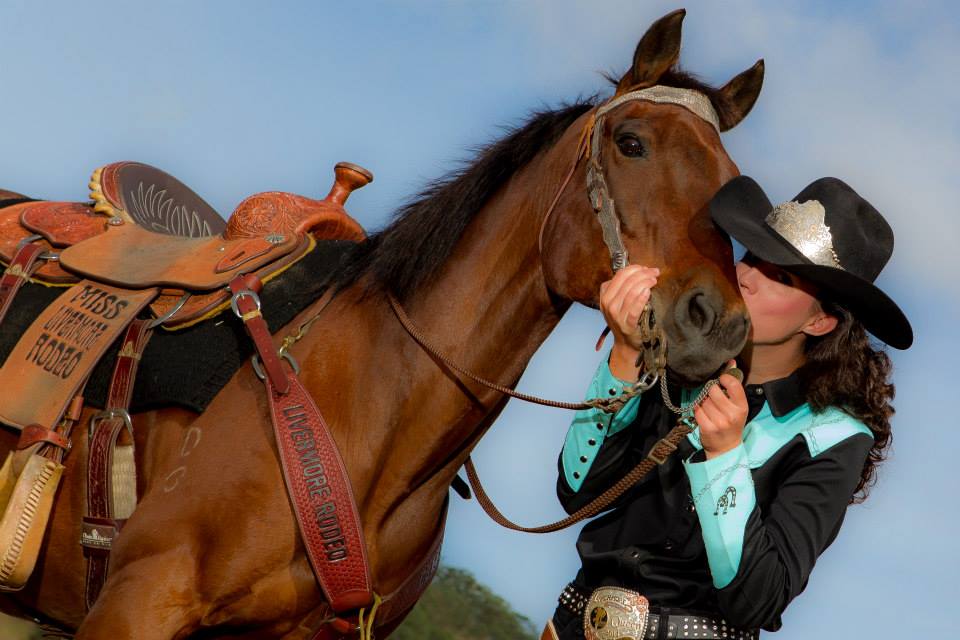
<box><xmin>597</xmin><ymin>86</ymin><xmax>721</xmax><ymax>133</ymax></box>
<box><xmin>765</xmin><ymin>199</ymin><xmax>843</xmax><ymax>269</ymax></box>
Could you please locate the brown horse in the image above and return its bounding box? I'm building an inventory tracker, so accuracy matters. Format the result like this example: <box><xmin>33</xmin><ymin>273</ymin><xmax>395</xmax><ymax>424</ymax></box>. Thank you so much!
<box><xmin>1</xmin><ymin>10</ymin><xmax>762</xmax><ymax>639</ymax></box>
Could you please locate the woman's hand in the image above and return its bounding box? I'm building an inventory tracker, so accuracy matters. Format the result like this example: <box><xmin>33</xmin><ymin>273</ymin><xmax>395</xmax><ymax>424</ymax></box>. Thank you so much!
<box><xmin>599</xmin><ymin>265</ymin><xmax>660</xmax><ymax>380</ymax></box>
<box><xmin>693</xmin><ymin>360</ymin><xmax>749</xmax><ymax>459</ymax></box>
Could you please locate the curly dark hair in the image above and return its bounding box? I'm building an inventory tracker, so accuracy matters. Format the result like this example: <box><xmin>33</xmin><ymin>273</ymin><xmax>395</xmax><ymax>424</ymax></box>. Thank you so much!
<box><xmin>795</xmin><ymin>302</ymin><xmax>895</xmax><ymax>503</ymax></box>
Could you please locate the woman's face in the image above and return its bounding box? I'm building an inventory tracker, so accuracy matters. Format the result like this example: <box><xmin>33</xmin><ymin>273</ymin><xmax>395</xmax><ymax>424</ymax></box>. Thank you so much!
<box><xmin>736</xmin><ymin>254</ymin><xmax>825</xmax><ymax>346</ymax></box>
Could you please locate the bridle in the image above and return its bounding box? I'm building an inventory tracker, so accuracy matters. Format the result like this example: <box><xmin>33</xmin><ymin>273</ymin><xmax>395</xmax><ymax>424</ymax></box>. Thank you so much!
<box><xmin>387</xmin><ymin>90</ymin><xmax>684</xmax><ymax>416</ymax></box>
<box><xmin>535</xmin><ymin>85</ymin><xmax>725</xmax><ymax>386</ymax></box>
<box><xmin>387</xmin><ymin>87</ymin><xmax>734</xmax><ymax>532</ymax></box>
<box><xmin>281</xmin><ymin>86</ymin><xmax>731</xmax><ymax>533</ymax></box>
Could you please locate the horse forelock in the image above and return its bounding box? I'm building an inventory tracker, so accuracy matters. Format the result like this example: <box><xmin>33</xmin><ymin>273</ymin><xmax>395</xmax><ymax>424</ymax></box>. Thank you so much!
<box><xmin>334</xmin><ymin>99</ymin><xmax>596</xmax><ymax>302</ymax></box>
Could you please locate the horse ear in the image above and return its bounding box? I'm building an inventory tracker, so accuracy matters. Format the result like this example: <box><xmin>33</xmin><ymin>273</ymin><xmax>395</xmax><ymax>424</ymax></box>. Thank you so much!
<box><xmin>616</xmin><ymin>9</ymin><xmax>686</xmax><ymax>94</ymax></box>
<box><xmin>716</xmin><ymin>59</ymin><xmax>765</xmax><ymax>131</ymax></box>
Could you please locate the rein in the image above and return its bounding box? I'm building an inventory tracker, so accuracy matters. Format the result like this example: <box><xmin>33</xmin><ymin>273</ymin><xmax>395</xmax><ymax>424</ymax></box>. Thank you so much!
<box><xmin>386</xmin><ymin>293</ymin><xmax>655</xmax><ymax>414</ymax></box>
<box><xmin>390</xmin><ymin>285</ymin><xmax>733</xmax><ymax>534</ymax></box>
<box><xmin>383</xmin><ymin>89</ymin><xmax>732</xmax><ymax>534</ymax></box>
<box><xmin>276</xmin><ymin>87</ymin><xmax>728</xmax><ymax>539</ymax></box>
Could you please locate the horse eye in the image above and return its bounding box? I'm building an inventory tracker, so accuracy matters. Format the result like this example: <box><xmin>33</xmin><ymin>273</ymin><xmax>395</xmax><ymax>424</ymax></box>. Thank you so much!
<box><xmin>616</xmin><ymin>134</ymin><xmax>645</xmax><ymax>158</ymax></box>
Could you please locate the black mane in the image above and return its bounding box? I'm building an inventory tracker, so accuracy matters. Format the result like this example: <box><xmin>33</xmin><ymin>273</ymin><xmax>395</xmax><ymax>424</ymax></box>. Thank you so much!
<box><xmin>336</xmin><ymin>100</ymin><xmax>595</xmax><ymax>301</ymax></box>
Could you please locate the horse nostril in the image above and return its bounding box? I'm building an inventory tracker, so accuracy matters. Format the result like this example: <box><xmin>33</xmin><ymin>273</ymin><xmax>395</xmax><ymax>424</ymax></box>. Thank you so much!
<box><xmin>685</xmin><ymin>292</ymin><xmax>716</xmax><ymax>336</ymax></box>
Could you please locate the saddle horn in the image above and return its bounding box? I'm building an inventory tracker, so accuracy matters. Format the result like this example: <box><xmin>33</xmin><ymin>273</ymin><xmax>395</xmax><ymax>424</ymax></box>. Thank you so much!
<box><xmin>325</xmin><ymin>162</ymin><xmax>373</xmax><ymax>207</ymax></box>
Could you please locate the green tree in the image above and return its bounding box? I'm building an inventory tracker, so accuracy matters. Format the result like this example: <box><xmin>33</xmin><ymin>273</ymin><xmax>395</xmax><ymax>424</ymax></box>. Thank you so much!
<box><xmin>391</xmin><ymin>566</ymin><xmax>538</xmax><ymax>640</ymax></box>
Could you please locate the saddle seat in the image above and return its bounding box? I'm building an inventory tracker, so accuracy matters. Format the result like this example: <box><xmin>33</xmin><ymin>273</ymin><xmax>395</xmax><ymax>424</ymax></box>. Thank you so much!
<box><xmin>1</xmin><ymin>161</ymin><xmax>370</xmax><ymax>327</ymax></box>
<box><xmin>90</xmin><ymin>161</ymin><xmax>227</xmax><ymax>238</ymax></box>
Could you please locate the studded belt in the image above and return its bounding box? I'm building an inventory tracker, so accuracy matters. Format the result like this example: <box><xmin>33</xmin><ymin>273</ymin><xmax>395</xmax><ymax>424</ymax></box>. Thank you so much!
<box><xmin>558</xmin><ymin>582</ymin><xmax>758</xmax><ymax>640</ymax></box>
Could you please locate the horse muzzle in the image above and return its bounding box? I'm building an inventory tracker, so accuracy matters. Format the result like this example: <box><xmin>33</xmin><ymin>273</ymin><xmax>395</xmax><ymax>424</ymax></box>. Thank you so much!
<box><xmin>652</xmin><ymin>289</ymin><xmax>749</xmax><ymax>386</ymax></box>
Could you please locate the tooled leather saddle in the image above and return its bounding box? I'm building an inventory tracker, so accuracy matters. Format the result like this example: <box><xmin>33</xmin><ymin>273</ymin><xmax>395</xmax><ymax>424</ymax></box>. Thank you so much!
<box><xmin>0</xmin><ymin>162</ymin><xmax>441</xmax><ymax>637</ymax></box>
<box><xmin>0</xmin><ymin>160</ymin><xmax>368</xmax><ymax>329</ymax></box>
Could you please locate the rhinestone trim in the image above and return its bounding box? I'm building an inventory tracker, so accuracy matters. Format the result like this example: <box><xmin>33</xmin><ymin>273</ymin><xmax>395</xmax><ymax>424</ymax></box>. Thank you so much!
<box><xmin>598</xmin><ymin>86</ymin><xmax>721</xmax><ymax>133</ymax></box>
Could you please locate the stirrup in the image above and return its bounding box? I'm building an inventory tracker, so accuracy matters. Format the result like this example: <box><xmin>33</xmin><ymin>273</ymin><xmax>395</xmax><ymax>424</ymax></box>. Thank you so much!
<box><xmin>0</xmin><ymin>452</ymin><xmax>64</xmax><ymax>591</ymax></box>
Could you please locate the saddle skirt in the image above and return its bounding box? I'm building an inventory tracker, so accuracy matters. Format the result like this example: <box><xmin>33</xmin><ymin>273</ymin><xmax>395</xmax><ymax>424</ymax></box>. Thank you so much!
<box><xmin>0</xmin><ymin>239</ymin><xmax>361</xmax><ymax>416</ymax></box>
<box><xmin>0</xmin><ymin>162</ymin><xmax>388</xmax><ymax>611</ymax></box>
<box><xmin>0</xmin><ymin>160</ymin><xmax>371</xmax><ymax>417</ymax></box>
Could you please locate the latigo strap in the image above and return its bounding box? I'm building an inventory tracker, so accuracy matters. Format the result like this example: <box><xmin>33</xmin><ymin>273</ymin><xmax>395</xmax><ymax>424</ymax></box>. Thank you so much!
<box><xmin>83</xmin><ymin>319</ymin><xmax>153</xmax><ymax>610</ymax></box>
<box><xmin>0</xmin><ymin>242</ymin><xmax>45</xmax><ymax>327</ymax></box>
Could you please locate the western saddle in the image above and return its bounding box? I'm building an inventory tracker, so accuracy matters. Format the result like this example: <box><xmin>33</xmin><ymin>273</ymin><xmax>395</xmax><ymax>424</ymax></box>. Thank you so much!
<box><xmin>0</xmin><ymin>161</ymin><xmax>374</xmax><ymax>612</ymax></box>
<box><xmin>0</xmin><ymin>161</ymin><xmax>369</xmax><ymax>329</ymax></box>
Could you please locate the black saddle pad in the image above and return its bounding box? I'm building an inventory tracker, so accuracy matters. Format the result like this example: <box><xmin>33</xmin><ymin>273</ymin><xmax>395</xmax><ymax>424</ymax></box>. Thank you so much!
<box><xmin>0</xmin><ymin>240</ymin><xmax>361</xmax><ymax>416</ymax></box>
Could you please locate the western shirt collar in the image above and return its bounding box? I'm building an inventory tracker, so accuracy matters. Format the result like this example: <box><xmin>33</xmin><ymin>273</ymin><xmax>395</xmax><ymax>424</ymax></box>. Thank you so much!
<box><xmin>744</xmin><ymin>370</ymin><xmax>805</xmax><ymax>421</ymax></box>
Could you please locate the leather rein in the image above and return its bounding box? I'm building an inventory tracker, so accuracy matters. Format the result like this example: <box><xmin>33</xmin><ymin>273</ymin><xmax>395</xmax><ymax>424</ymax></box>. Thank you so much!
<box><xmin>387</xmin><ymin>89</ymin><xmax>676</xmax><ymax>417</ymax></box>
<box><xmin>225</xmin><ymin>87</ymin><xmax>732</xmax><ymax>639</ymax></box>
<box><xmin>385</xmin><ymin>89</ymin><xmax>714</xmax><ymax>533</ymax></box>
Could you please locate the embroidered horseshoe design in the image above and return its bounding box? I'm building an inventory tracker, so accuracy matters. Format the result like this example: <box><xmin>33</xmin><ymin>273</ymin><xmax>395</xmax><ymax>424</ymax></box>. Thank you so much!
<box><xmin>714</xmin><ymin>486</ymin><xmax>737</xmax><ymax>515</ymax></box>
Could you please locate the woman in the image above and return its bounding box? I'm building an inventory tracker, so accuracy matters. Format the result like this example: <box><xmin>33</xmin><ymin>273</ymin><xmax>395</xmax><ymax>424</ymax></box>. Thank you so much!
<box><xmin>547</xmin><ymin>176</ymin><xmax>912</xmax><ymax>640</ymax></box>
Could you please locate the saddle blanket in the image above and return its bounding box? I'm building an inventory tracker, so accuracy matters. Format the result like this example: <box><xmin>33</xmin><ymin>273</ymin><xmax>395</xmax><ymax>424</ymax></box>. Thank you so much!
<box><xmin>0</xmin><ymin>240</ymin><xmax>360</xmax><ymax>417</ymax></box>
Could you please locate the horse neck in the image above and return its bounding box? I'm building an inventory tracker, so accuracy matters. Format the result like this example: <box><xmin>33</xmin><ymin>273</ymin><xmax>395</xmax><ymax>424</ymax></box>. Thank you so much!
<box><xmin>387</xmin><ymin>173</ymin><xmax>566</xmax><ymax>480</ymax></box>
<box><xmin>322</xmin><ymin>132</ymin><xmax>581</xmax><ymax>523</ymax></box>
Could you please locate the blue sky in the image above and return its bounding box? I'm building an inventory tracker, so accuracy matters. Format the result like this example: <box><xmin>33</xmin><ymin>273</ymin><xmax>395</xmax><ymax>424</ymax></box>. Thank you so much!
<box><xmin>1</xmin><ymin>1</ymin><xmax>957</xmax><ymax>637</ymax></box>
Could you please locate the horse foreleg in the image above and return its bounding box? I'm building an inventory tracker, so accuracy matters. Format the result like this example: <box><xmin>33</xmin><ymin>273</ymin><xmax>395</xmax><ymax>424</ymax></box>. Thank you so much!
<box><xmin>75</xmin><ymin>549</ymin><xmax>203</xmax><ymax>640</ymax></box>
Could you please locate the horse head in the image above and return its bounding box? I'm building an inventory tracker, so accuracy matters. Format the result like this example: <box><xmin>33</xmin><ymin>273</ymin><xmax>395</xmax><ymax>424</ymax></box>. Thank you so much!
<box><xmin>541</xmin><ymin>9</ymin><xmax>763</xmax><ymax>384</ymax></box>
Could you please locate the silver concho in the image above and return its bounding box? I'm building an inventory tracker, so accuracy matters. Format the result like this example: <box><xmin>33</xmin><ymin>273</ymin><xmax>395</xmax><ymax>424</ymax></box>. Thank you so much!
<box><xmin>583</xmin><ymin>587</ymin><xmax>649</xmax><ymax>640</ymax></box>
<box><xmin>765</xmin><ymin>199</ymin><xmax>842</xmax><ymax>269</ymax></box>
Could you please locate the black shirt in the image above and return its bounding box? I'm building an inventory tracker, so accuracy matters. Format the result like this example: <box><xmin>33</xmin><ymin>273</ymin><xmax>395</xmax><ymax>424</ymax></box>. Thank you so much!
<box><xmin>554</xmin><ymin>372</ymin><xmax>872</xmax><ymax>635</ymax></box>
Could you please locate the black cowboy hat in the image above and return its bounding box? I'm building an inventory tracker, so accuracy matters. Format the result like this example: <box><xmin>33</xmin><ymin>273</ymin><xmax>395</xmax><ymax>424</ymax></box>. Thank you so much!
<box><xmin>709</xmin><ymin>176</ymin><xmax>913</xmax><ymax>349</ymax></box>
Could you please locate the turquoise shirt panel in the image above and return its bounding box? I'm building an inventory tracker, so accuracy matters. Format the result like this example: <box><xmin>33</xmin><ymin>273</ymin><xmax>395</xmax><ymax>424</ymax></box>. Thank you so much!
<box><xmin>562</xmin><ymin>355</ymin><xmax>641</xmax><ymax>492</ymax></box>
<box><xmin>683</xmin><ymin>402</ymin><xmax>873</xmax><ymax>588</ymax></box>
<box><xmin>686</xmin><ymin>402</ymin><xmax>874</xmax><ymax>467</ymax></box>
<box><xmin>683</xmin><ymin>444</ymin><xmax>754</xmax><ymax>588</ymax></box>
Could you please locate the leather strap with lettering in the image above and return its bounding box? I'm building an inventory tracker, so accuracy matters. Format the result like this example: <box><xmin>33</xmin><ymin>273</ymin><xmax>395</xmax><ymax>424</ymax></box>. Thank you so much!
<box><xmin>228</xmin><ymin>274</ymin><xmax>290</xmax><ymax>394</ymax></box>
<box><xmin>309</xmin><ymin>499</ymin><xmax>448</xmax><ymax>639</ymax></box>
<box><xmin>0</xmin><ymin>242</ymin><xmax>44</xmax><ymax>326</ymax></box>
<box><xmin>83</xmin><ymin>319</ymin><xmax>152</xmax><ymax>610</ymax></box>
<box><xmin>0</xmin><ymin>281</ymin><xmax>158</xmax><ymax>431</ymax></box>
<box><xmin>267</xmin><ymin>368</ymin><xmax>373</xmax><ymax>612</ymax></box>
<box><xmin>230</xmin><ymin>275</ymin><xmax>373</xmax><ymax>614</ymax></box>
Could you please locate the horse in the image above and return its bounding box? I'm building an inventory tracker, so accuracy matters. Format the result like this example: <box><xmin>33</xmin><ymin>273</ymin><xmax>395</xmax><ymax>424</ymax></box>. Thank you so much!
<box><xmin>0</xmin><ymin>9</ymin><xmax>762</xmax><ymax>639</ymax></box>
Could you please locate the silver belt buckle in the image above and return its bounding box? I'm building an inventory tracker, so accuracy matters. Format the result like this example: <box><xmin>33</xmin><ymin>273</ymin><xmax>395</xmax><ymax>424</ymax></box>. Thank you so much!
<box><xmin>583</xmin><ymin>587</ymin><xmax>649</xmax><ymax>640</ymax></box>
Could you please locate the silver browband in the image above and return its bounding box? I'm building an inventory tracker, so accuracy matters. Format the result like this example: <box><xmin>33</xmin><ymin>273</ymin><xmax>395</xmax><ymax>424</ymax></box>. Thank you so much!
<box><xmin>597</xmin><ymin>86</ymin><xmax>721</xmax><ymax>133</ymax></box>
<box><xmin>585</xmin><ymin>86</ymin><xmax>722</xmax><ymax>272</ymax></box>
